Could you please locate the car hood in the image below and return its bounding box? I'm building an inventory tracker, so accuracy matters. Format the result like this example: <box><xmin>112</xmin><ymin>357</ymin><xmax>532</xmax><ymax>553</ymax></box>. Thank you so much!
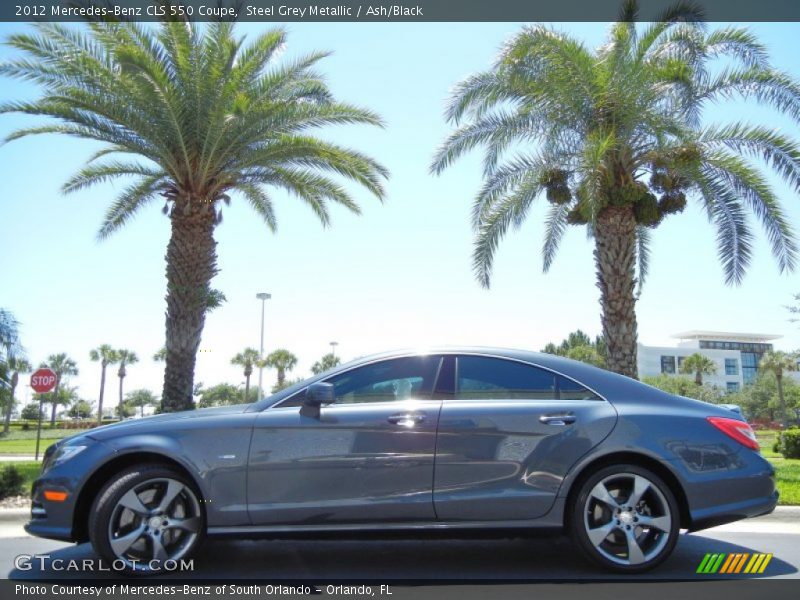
<box><xmin>72</xmin><ymin>404</ymin><xmax>252</xmax><ymax>443</ymax></box>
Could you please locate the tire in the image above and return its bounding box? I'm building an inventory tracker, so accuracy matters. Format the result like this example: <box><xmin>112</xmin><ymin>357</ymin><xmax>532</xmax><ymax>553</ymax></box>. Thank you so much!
<box><xmin>569</xmin><ymin>463</ymin><xmax>680</xmax><ymax>573</ymax></box>
<box><xmin>89</xmin><ymin>464</ymin><xmax>205</xmax><ymax>575</ymax></box>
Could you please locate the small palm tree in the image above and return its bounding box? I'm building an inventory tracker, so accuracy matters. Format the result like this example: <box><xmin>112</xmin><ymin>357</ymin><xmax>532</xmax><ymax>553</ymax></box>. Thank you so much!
<box><xmin>759</xmin><ymin>351</ymin><xmax>799</xmax><ymax>427</ymax></box>
<box><xmin>3</xmin><ymin>356</ymin><xmax>31</xmax><ymax>433</ymax></box>
<box><xmin>89</xmin><ymin>345</ymin><xmax>119</xmax><ymax>424</ymax></box>
<box><xmin>432</xmin><ymin>1</ymin><xmax>800</xmax><ymax>377</ymax></box>
<box><xmin>311</xmin><ymin>352</ymin><xmax>341</xmax><ymax>375</ymax></box>
<box><xmin>0</xmin><ymin>309</ymin><xmax>22</xmax><ymax>358</ymax></box>
<box><xmin>1</xmin><ymin>22</ymin><xmax>387</xmax><ymax>412</ymax></box>
<box><xmin>116</xmin><ymin>350</ymin><xmax>139</xmax><ymax>415</ymax></box>
<box><xmin>680</xmin><ymin>353</ymin><xmax>717</xmax><ymax>386</ymax></box>
<box><xmin>43</xmin><ymin>353</ymin><xmax>79</xmax><ymax>425</ymax></box>
<box><xmin>152</xmin><ymin>347</ymin><xmax>167</xmax><ymax>363</ymax></box>
<box><xmin>231</xmin><ymin>348</ymin><xmax>261</xmax><ymax>403</ymax></box>
<box><xmin>264</xmin><ymin>349</ymin><xmax>299</xmax><ymax>389</ymax></box>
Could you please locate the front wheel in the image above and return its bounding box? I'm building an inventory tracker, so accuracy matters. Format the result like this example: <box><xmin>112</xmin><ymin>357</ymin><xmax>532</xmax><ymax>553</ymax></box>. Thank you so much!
<box><xmin>89</xmin><ymin>464</ymin><xmax>205</xmax><ymax>575</ymax></box>
<box><xmin>570</xmin><ymin>464</ymin><xmax>680</xmax><ymax>573</ymax></box>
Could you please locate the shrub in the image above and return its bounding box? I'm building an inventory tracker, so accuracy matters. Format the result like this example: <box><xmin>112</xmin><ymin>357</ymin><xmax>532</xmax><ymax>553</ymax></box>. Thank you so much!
<box><xmin>778</xmin><ymin>428</ymin><xmax>800</xmax><ymax>459</ymax></box>
<box><xmin>0</xmin><ymin>465</ymin><xmax>25</xmax><ymax>500</ymax></box>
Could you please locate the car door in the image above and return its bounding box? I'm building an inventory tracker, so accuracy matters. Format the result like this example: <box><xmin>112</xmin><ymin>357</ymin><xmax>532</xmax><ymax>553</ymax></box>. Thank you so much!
<box><xmin>433</xmin><ymin>355</ymin><xmax>617</xmax><ymax>521</ymax></box>
<box><xmin>247</xmin><ymin>355</ymin><xmax>444</xmax><ymax>525</ymax></box>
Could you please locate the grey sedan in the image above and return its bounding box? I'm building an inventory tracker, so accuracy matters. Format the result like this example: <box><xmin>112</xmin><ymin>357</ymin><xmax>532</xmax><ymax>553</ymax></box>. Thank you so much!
<box><xmin>26</xmin><ymin>348</ymin><xmax>777</xmax><ymax>574</ymax></box>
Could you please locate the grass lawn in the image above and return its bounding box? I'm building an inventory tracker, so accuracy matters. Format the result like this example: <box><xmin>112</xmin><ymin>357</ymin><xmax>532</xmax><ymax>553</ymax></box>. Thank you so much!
<box><xmin>756</xmin><ymin>430</ymin><xmax>800</xmax><ymax>506</ymax></box>
<box><xmin>0</xmin><ymin>428</ymin><xmax>78</xmax><ymax>455</ymax></box>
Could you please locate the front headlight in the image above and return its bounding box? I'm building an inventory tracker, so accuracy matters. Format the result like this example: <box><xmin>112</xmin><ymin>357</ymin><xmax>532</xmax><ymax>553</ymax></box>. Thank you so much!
<box><xmin>50</xmin><ymin>445</ymin><xmax>88</xmax><ymax>467</ymax></box>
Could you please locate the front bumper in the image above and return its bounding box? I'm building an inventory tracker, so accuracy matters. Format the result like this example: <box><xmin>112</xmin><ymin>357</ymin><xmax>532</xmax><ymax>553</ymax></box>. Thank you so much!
<box><xmin>25</xmin><ymin>439</ymin><xmax>116</xmax><ymax>543</ymax></box>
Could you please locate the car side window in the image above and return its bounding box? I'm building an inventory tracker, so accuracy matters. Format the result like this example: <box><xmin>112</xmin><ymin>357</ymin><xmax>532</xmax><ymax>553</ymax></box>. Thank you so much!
<box><xmin>325</xmin><ymin>356</ymin><xmax>441</xmax><ymax>404</ymax></box>
<box><xmin>456</xmin><ymin>356</ymin><xmax>597</xmax><ymax>400</ymax></box>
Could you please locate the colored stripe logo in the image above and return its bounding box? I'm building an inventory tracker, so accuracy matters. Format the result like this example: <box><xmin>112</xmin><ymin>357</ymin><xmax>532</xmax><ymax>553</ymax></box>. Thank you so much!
<box><xmin>696</xmin><ymin>553</ymin><xmax>773</xmax><ymax>574</ymax></box>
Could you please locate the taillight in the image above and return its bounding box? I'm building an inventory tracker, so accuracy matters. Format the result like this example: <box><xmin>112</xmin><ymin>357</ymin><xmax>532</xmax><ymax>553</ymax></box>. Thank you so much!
<box><xmin>707</xmin><ymin>416</ymin><xmax>760</xmax><ymax>451</ymax></box>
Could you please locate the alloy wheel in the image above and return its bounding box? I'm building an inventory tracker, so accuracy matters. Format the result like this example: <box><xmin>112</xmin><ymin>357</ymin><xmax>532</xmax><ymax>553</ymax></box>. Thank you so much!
<box><xmin>107</xmin><ymin>477</ymin><xmax>201</xmax><ymax>570</ymax></box>
<box><xmin>582</xmin><ymin>472</ymin><xmax>673</xmax><ymax>566</ymax></box>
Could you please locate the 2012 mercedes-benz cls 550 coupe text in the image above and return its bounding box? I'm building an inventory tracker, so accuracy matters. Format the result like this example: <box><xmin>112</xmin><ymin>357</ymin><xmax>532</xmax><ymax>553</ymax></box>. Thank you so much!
<box><xmin>27</xmin><ymin>348</ymin><xmax>777</xmax><ymax>574</ymax></box>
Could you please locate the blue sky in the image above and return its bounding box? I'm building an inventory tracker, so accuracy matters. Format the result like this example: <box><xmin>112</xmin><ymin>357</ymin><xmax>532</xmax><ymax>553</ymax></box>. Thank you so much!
<box><xmin>1</xmin><ymin>21</ymin><xmax>799</xmax><ymax>408</ymax></box>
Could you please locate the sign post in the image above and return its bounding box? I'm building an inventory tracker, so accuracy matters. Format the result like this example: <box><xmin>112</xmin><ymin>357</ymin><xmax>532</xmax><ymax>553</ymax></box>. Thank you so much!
<box><xmin>31</xmin><ymin>368</ymin><xmax>57</xmax><ymax>461</ymax></box>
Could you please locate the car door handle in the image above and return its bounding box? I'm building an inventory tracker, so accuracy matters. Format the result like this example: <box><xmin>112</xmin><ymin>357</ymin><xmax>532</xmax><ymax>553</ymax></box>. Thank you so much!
<box><xmin>387</xmin><ymin>412</ymin><xmax>426</xmax><ymax>426</ymax></box>
<box><xmin>539</xmin><ymin>414</ymin><xmax>576</xmax><ymax>426</ymax></box>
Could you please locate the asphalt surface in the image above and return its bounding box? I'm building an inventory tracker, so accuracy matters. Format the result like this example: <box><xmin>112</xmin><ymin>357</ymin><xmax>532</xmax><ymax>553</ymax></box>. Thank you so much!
<box><xmin>1</xmin><ymin>511</ymin><xmax>799</xmax><ymax>581</ymax></box>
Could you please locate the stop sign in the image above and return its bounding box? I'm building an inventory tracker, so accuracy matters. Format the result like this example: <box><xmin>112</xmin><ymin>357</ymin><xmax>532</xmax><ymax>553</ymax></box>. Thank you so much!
<box><xmin>30</xmin><ymin>368</ymin><xmax>57</xmax><ymax>393</ymax></box>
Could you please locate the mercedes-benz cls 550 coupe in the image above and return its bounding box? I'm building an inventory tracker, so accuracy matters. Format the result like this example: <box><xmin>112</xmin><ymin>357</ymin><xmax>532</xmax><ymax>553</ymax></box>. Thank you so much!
<box><xmin>26</xmin><ymin>348</ymin><xmax>777</xmax><ymax>574</ymax></box>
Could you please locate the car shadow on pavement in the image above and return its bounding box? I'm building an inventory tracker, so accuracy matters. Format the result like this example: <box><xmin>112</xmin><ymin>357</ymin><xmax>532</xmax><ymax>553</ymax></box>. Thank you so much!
<box><xmin>7</xmin><ymin>532</ymin><xmax>797</xmax><ymax>581</ymax></box>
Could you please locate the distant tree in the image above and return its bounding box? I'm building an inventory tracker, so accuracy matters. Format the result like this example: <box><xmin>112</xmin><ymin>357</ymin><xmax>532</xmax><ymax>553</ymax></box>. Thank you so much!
<box><xmin>67</xmin><ymin>400</ymin><xmax>93</xmax><ymax>420</ymax></box>
<box><xmin>264</xmin><ymin>349</ymin><xmax>298</xmax><ymax>389</ymax></box>
<box><xmin>3</xmin><ymin>356</ymin><xmax>31</xmax><ymax>434</ymax></box>
<box><xmin>89</xmin><ymin>345</ymin><xmax>119</xmax><ymax>424</ymax></box>
<box><xmin>231</xmin><ymin>348</ymin><xmax>260</xmax><ymax>403</ymax></box>
<box><xmin>198</xmin><ymin>383</ymin><xmax>256</xmax><ymax>408</ymax></box>
<box><xmin>542</xmin><ymin>330</ymin><xmax>607</xmax><ymax>368</ymax></box>
<box><xmin>20</xmin><ymin>402</ymin><xmax>42</xmax><ymax>422</ymax></box>
<box><xmin>311</xmin><ymin>353</ymin><xmax>341</xmax><ymax>375</ymax></box>
<box><xmin>125</xmin><ymin>388</ymin><xmax>158</xmax><ymax>418</ymax></box>
<box><xmin>728</xmin><ymin>372</ymin><xmax>800</xmax><ymax>422</ymax></box>
<box><xmin>116</xmin><ymin>401</ymin><xmax>136</xmax><ymax>419</ymax></box>
<box><xmin>679</xmin><ymin>353</ymin><xmax>718</xmax><ymax>386</ymax></box>
<box><xmin>42</xmin><ymin>353</ymin><xmax>78</xmax><ymax>425</ymax></box>
<box><xmin>759</xmin><ymin>351</ymin><xmax>800</xmax><ymax>426</ymax></box>
<box><xmin>643</xmin><ymin>374</ymin><xmax>724</xmax><ymax>404</ymax></box>
<box><xmin>153</xmin><ymin>347</ymin><xmax>167</xmax><ymax>362</ymax></box>
<box><xmin>115</xmin><ymin>350</ymin><xmax>138</xmax><ymax>414</ymax></box>
<box><xmin>271</xmin><ymin>377</ymin><xmax>304</xmax><ymax>394</ymax></box>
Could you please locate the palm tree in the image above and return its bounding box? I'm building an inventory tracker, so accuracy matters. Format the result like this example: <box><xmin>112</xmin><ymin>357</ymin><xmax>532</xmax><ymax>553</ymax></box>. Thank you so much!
<box><xmin>432</xmin><ymin>1</ymin><xmax>800</xmax><ymax>378</ymax></box>
<box><xmin>679</xmin><ymin>353</ymin><xmax>717</xmax><ymax>386</ymax></box>
<box><xmin>231</xmin><ymin>348</ymin><xmax>260</xmax><ymax>403</ymax></box>
<box><xmin>43</xmin><ymin>353</ymin><xmax>79</xmax><ymax>425</ymax></box>
<box><xmin>116</xmin><ymin>350</ymin><xmax>139</xmax><ymax>415</ymax></box>
<box><xmin>311</xmin><ymin>352</ymin><xmax>341</xmax><ymax>375</ymax></box>
<box><xmin>3</xmin><ymin>356</ymin><xmax>31</xmax><ymax>434</ymax></box>
<box><xmin>759</xmin><ymin>351</ymin><xmax>799</xmax><ymax>427</ymax></box>
<box><xmin>89</xmin><ymin>345</ymin><xmax>119</xmax><ymax>424</ymax></box>
<box><xmin>2</xmin><ymin>22</ymin><xmax>387</xmax><ymax>412</ymax></box>
<box><xmin>0</xmin><ymin>309</ymin><xmax>22</xmax><ymax>358</ymax></box>
<box><xmin>264</xmin><ymin>349</ymin><xmax>299</xmax><ymax>389</ymax></box>
<box><xmin>153</xmin><ymin>347</ymin><xmax>167</xmax><ymax>363</ymax></box>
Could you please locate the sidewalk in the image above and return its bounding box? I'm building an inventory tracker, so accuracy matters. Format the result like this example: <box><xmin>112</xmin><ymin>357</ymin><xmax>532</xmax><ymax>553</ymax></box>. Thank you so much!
<box><xmin>0</xmin><ymin>456</ymin><xmax>38</xmax><ymax>462</ymax></box>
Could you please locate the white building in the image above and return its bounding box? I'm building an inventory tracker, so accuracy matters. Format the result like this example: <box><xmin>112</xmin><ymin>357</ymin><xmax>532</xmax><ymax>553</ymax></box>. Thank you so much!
<box><xmin>638</xmin><ymin>331</ymin><xmax>781</xmax><ymax>393</ymax></box>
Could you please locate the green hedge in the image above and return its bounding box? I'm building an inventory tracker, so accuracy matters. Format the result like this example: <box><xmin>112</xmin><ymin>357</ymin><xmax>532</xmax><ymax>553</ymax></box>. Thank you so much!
<box><xmin>778</xmin><ymin>428</ymin><xmax>800</xmax><ymax>459</ymax></box>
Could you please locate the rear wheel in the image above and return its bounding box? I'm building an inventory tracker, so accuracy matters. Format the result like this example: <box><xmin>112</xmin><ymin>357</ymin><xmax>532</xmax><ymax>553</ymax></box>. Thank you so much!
<box><xmin>570</xmin><ymin>464</ymin><xmax>679</xmax><ymax>572</ymax></box>
<box><xmin>89</xmin><ymin>464</ymin><xmax>205</xmax><ymax>575</ymax></box>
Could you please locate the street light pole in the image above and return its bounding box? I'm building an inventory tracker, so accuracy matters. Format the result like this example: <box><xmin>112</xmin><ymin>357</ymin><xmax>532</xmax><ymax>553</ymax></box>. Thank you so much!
<box><xmin>256</xmin><ymin>292</ymin><xmax>271</xmax><ymax>401</ymax></box>
<box><xmin>330</xmin><ymin>341</ymin><xmax>338</xmax><ymax>358</ymax></box>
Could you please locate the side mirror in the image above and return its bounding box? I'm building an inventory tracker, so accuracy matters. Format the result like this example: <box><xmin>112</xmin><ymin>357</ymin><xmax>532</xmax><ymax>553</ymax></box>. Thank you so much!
<box><xmin>305</xmin><ymin>382</ymin><xmax>335</xmax><ymax>407</ymax></box>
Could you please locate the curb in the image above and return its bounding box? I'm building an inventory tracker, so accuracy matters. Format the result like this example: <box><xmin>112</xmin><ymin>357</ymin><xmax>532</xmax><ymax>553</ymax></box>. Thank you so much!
<box><xmin>0</xmin><ymin>508</ymin><xmax>28</xmax><ymax>523</ymax></box>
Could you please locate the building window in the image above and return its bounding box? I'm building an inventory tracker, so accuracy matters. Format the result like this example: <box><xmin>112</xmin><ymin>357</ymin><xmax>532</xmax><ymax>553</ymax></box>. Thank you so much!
<box><xmin>677</xmin><ymin>356</ymin><xmax>686</xmax><ymax>370</ymax></box>
<box><xmin>661</xmin><ymin>355</ymin><xmax>676</xmax><ymax>374</ymax></box>
<box><xmin>742</xmin><ymin>352</ymin><xmax>759</xmax><ymax>385</ymax></box>
<box><xmin>725</xmin><ymin>358</ymin><xmax>739</xmax><ymax>376</ymax></box>
<box><xmin>727</xmin><ymin>382</ymin><xmax>740</xmax><ymax>393</ymax></box>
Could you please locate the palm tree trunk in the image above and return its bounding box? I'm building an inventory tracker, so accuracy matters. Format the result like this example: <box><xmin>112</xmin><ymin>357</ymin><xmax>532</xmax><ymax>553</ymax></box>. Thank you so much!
<box><xmin>695</xmin><ymin>371</ymin><xmax>702</xmax><ymax>386</ymax></box>
<box><xmin>161</xmin><ymin>203</ymin><xmax>218</xmax><ymax>412</ymax></box>
<box><xmin>244</xmin><ymin>375</ymin><xmax>250</xmax><ymax>403</ymax></box>
<box><xmin>3</xmin><ymin>374</ymin><xmax>17</xmax><ymax>434</ymax></box>
<box><xmin>118</xmin><ymin>374</ymin><xmax>124</xmax><ymax>415</ymax></box>
<box><xmin>594</xmin><ymin>206</ymin><xmax>639</xmax><ymax>378</ymax></box>
<box><xmin>50</xmin><ymin>378</ymin><xmax>60</xmax><ymax>426</ymax></box>
<box><xmin>776</xmin><ymin>373</ymin><xmax>788</xmax><ymax>427</ymax></box>
<box><xmin>278</xmin><ymin>368</ymin><xmax>285</xmax><ymax>387</ymax></box>
<box><xmin>97</xmin><ymin>364</ymin><xmax>106</xmax><ymax>424</ymax></box>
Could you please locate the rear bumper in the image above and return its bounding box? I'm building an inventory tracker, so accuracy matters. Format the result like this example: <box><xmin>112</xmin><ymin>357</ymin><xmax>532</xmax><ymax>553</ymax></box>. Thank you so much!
<box><xmin>688</xmin><ymin>488</ymin><xmax>779</xmax><ymax>532</ymax></box>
